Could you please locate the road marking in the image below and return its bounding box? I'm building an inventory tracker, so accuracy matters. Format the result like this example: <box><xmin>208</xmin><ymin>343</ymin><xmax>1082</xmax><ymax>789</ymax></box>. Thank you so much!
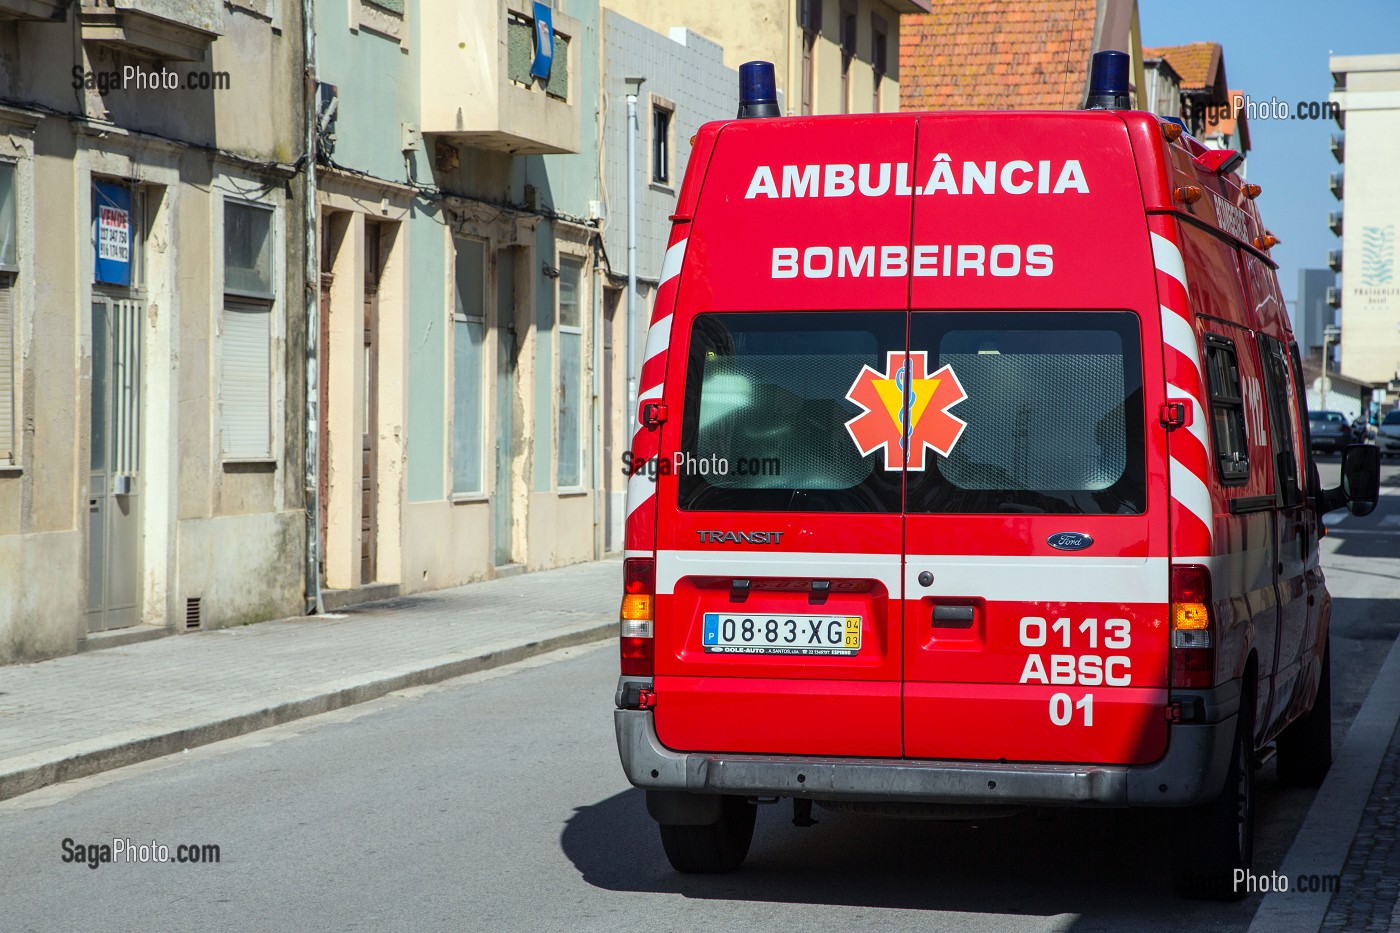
<box><xmin>1323</xmin><ymin>513</ymin><xmax>1348</xmax><ymax>527</ymax></box>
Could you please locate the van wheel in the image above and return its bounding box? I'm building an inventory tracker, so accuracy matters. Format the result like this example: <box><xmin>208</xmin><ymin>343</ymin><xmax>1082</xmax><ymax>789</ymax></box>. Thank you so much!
<box><xmin>658</xmin><ymin>795</ymin><xmax>757</xmax><ymax>873</ymax></box>
<box><xmin>1170</xmin><ymin>691</ymin><xmax>1255</xmax><ymax>900</ymax></box>
<box><xmin>1277</xmin><ymin>642</ymin><xmax>1333</xmax><ymax>787</ymax></box>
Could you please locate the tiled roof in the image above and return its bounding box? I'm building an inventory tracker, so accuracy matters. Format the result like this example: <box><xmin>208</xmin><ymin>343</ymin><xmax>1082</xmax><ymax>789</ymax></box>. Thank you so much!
<box><xmin>899</xmin><ymin>0</ymin><xmax>1099</xmax><ymax>111</ymax></box>
<box><xmin>1141</xmin><ymin>42</ymin><xmax>1221</xmax><ymax>91</ymax></box>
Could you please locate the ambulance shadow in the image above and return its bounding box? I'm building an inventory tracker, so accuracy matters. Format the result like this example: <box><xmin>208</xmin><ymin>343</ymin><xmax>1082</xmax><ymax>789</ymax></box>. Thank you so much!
<box><xmin>1323</xmin><ymin>525</ymin><xmax>1400</xmax><ymax>561</ymax></box>
<box><xmin>560</xmin><ymin>788</ymin><xmax>1262</xmax><ymax>922</ymax></box>
<box><xmin>1332</xmin><ymin>597</ymin><xmax>1400</xmax><ymax>642</ymax></box>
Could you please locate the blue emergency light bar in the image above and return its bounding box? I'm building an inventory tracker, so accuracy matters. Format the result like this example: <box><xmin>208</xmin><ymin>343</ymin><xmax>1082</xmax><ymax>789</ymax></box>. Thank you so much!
<box><xmin>1084</xmin><ymin>50</ymin><xmax>1132</xmax><ymax>110</ymax></box>
<box><xmin>738</xmin><ymin>61</ymin><xmax>782</xmax><ymax>119</ymax></box>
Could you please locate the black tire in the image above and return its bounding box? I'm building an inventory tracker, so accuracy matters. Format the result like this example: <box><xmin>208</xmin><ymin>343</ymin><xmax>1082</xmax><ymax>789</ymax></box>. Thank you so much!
<box><xmin>1170</xmin><ymin>688</ymin><xmax>1255</xmax><ymax>900</ymax></box>
<box><xmin>658</xmin><ymin>795</ymin><xmax>757</xmax><ymax>873</ymax></box>
<box><xmin>1277</xmin><ymin>642</ymin><xmax>1333</xmax><ymax>787</ymax></box>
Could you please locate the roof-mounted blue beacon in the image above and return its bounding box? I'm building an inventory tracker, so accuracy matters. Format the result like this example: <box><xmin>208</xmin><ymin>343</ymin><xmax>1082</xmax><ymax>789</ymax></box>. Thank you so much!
<box><xmin>1083</xmin><ymin>50</ymin><xmax>1132</xmax><ymax>110</ymax></box>
<box><xmin>737</xmin><ymin>61</ymin><xmax>782</xmax><ymax>119</ymax></box>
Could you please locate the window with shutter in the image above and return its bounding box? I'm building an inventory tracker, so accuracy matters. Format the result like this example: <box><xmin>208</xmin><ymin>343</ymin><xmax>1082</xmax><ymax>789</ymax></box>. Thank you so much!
<box><xmin>220</xmin><ymin>302</ymin><xmax>272</xmax><ymax>459</ymax></box>
<box><xmin>0</xmin><ymin>279</ymin><xmax>13</xmax><ymax>463</ymax></box>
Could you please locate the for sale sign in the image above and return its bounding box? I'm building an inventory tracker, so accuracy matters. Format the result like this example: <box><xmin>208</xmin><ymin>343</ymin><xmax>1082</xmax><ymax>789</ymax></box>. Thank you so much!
<box><xmin>93</xmin><ymin>182</ymin><xmax>132</xmax><ymax>286</ymax></box>
<box><xmin>98</xmin><ymin>206</ymin><xmax>129</xmax><ymax>262</ymax></box>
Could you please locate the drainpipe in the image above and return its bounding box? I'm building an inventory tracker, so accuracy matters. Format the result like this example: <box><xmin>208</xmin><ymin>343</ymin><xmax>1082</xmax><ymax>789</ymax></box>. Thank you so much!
<box><xmin>624</xmin><ymin>75</ymin><xmax>645</xmax><ymax>419</ymax></box>
<box><xmin>303</xmin><ymin>0</ymin><xmax>323</xmax><ymax>614</ymax></box>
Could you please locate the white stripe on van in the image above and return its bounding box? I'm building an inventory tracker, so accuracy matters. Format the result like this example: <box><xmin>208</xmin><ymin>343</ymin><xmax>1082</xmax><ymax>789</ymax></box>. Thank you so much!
<box><xmin>1151</xmin><ymin>232</ymin><xmax>1189</xmax><ymax>295</ymax></box>
<box><xmin>1166</xmin><ymin>380</ymin><xmax>1210</xmax><ymax>451</ymax></box>
<box><xmin>643</xmin><ymin>314</ymin><xmax>672</xmax><ymax>364</ymax></box>
<box><xmin>660</xmin><ymin>238</ymin><xmax>688</xmax><ymax>285</ymax></box>
<box><xmin>638</xmin><ymin>383</ymin><xmax>664</xmax><ymax>402</ymax></box>
<box><xmin>626</xmin><ymin>460</ymin><xmax>658</xmax><ymax>519</ymax></box>
<box><xmin>1160</xmin><ymin>307</ymin><xmax>1202</xmax><ymax>380</ymax></box>
<box><xmin>906</xmin><ymin>555</ymin><xmax>1167</xmax><ymax>604</ymax></box>
<box><xmin>656</xmin><ymin>550</ymin><xmax>1167</xmax><ymax>603</ymax></box>
<box><xmin>1169</xmin><ymin>457</ymin><xmax>1215</xmax><ymax>531</ymax></box>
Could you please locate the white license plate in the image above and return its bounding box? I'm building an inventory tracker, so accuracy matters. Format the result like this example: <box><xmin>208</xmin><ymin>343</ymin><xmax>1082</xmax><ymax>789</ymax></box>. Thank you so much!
<box><xmin>701</xmin><ymin>613</ymin><xmax>861</xmax><ymax>656</ymax></box>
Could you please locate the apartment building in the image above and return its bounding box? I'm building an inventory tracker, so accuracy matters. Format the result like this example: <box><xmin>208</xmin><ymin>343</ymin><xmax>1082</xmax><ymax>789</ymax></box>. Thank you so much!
<box><xmin>1329</xmin><ymin>53</ymin><xmax>1400</xmax><ymax>407</ymax></box>
<box><xmin>0</xmin><ymin>0</ymin><xmax>308</xmax><ymax>661</ymax></box>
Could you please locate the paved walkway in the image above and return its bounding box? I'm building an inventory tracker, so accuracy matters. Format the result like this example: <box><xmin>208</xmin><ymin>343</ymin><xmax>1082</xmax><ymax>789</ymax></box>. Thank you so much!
<box><xmin>0</xmin><ymin>558</ymin><xmax>620</xmax><ymax>801</ymax></box>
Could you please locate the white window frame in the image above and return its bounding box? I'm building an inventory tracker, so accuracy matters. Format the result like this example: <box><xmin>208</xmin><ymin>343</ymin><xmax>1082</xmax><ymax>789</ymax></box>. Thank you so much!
<box><xmin>555</xmin><ymin>252</ymin><xmax>586</xmax><ymax>491</ymax></box>
<box><xmin>0</xmin><ymin>158</ymin><xmax>16</xmax><ymax>466</ymax></box>
<box><xmin>649</xmin><ymin>95</ymin><xmax>676</xmax><ymax>191</ymax></box>
<box><xmin>218</xmin><ymin>196</ymin><xmax>279</xmax><ymax>463</ymax></box>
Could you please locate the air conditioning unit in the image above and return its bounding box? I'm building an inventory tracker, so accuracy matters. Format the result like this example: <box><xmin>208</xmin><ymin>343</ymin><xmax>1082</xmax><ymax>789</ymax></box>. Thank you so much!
<box><xmin>1329</xmin><ymin>211</ymin><xmax>1343</xmax><ymax>236</ymax></box>
<box><xmin>1328</xmin><ymin>172</ymin><xmax>1343</xmax><ymax>199</ymax></box>
<box><xmin>1326</xmin><ymin>286</ymin><xmax>1341</xmax><ymax>308</ymax></box>
<box><xmin>1327</xmin><ymin>248</ymin><xmax>1342</xmax><ymax>272</ymax></box>
<box><xmin>1330</xmin><ymin>133</ymin><xmax>1344</xmax><ymax>162</ymax></box>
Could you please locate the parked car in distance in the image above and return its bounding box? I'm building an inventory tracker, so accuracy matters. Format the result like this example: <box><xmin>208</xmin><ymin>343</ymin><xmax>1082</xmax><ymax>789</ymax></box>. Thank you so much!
<box><xmin>1379</xmin><ymin>410</ymin><xmax>1400</xmax><ymax>458</ymax></box>
<box><xmin>1309</xmin><ymin>410</ymin><xmax>1351</xmax><ymax>455</ymax></box>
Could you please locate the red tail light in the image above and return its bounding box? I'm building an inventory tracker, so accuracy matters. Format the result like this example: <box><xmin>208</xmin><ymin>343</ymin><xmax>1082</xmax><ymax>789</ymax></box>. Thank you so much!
<box><xmin>1170</xmin><ymin>564</ymin><xmax>1214</xmax><ymax>688</ymax></box>
<box><xmin>620</xmin><ymin>558</ymin><xmax>655</xmax><ymax>676</ymax></box>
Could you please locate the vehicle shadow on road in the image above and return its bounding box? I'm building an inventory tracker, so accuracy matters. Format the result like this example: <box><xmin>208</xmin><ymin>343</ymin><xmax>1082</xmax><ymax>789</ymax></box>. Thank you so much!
<box><xmin>561</xmin><ymin>788</ymin><xmax>1264</xmax><ymax>926</ymax></box>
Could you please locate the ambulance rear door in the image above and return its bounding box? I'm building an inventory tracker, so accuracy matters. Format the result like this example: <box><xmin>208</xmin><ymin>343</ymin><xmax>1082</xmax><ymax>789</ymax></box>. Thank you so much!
<box><xmin>901</xmin><ymin>113</ymin><xmax>1173</xmax><ymax>765</ymax></box>
<box><xmin>649</xmin><ymin>116</ymin><xmax>918</xmax><ymax>758</ymax></box>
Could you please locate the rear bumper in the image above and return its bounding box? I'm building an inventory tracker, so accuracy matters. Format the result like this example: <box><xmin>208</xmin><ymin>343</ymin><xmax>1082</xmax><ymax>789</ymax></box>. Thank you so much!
<box><xmin>614</xmin><ymin>680</ymin><xmax>1239</xmax><ymax>808</ymax></box>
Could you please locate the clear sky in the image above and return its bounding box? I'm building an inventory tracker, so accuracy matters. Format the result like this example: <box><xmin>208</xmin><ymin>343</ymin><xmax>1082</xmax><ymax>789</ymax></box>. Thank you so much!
<box><xmin>1137</xmin><ymin>0</ymin><xmax>1400</xmax><ymax>309</ymax></box>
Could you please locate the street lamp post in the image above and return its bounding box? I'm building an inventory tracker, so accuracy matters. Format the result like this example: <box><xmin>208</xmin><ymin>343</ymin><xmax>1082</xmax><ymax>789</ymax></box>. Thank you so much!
<box><xmin>623</xmin><ymin>75</ymin><xmax>646</xmax><ymax>420</ymax></box>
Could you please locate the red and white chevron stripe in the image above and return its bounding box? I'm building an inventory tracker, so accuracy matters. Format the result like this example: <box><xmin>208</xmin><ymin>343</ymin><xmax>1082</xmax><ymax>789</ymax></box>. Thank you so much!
<box><xmin>623</xmin><ymin>235</ymin><xmax>688</xmax><ymax>557</ymax></box>
<box><xmin>1149</xmin><ymin>219</ymin><xmax>1214</xmax><ymax>559</ymax></box>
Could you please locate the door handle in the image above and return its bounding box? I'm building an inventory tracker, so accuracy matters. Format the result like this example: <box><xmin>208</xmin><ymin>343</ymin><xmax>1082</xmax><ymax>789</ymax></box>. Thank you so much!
<box><xmin>932</xmin><ymin>605</ymin><xmax>974</xmax><ymax>628</ymax></box>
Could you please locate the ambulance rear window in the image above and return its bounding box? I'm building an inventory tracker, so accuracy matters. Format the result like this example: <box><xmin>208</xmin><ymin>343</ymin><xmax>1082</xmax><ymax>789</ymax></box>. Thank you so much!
<box><xmin>906</xmin><ymin>311</ymin><xmax>1146</xmax><ymax>515</ymax></box>
<box><xmin>676</xmin><ymin>312</ymin><xmax>904</xmax><ymax>513</ymax></box>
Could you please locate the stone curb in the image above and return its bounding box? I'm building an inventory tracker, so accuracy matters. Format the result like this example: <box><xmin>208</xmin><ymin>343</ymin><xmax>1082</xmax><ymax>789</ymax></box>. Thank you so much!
<box><xmin>0</xmin><ymin>622</ymin><xmax>614</xmax><ymax>803</ymax></box>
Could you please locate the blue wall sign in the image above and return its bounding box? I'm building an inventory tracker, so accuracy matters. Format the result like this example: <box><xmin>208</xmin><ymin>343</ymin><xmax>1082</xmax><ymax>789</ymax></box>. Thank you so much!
<box><xmin>93</xmin><ymin>181</ymin><xmax>132</xmax><ymax>287</ymax></box>
<box><xmin>530</xmin><ymin>1</ymin><xmax>554</xmax><ymax>80</ymax></box>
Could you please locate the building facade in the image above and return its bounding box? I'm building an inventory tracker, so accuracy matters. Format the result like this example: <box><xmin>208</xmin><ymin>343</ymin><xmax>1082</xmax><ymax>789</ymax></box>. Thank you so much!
<box><xmin>604</xmin><ymin>0</ymin><xmax>925</xmax><ymax>117</ymax></box>
<box><xmin>0</xmin><ymin>0</ymin><xmax>307</xmax><ymax>662</ymax></box>
<box><xmin>311</xmin><ymin>0</ymin><xmax>611</xmax><ymax>605</ymax></box>
<box><xmin>1329</xmin><ymin>53</ymin><xmax>1400</xmax><ymax>409</ymax></box>
<box><xmin>598</xmin><ymin>12</ymin><xmax>738</xmax><ymax>551</ymax></box>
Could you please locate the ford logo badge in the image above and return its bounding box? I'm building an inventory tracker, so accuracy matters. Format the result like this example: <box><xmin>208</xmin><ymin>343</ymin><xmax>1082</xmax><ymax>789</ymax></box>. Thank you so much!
<box><xmin>1047</xmin><ymin>532</ymin><xmax>1094</xmax><ymax>551</ymax></box>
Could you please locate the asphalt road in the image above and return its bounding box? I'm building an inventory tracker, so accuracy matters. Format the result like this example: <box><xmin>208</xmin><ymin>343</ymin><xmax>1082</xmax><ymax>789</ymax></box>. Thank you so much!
<box><xmin>1</xmin><ymin>461</ymin><xmax>1396</xmax><ymax>933</ymax></box>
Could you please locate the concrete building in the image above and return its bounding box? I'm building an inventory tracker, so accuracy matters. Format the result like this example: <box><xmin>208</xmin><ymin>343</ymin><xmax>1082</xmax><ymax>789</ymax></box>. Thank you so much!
<box><xmin>1329</xmin><ymin>53</ymin><xmax>1400</xmax><ymax>410</ymax></box>
<box><xmin>0</xmin><ymin>0</ymin><xmax>308</xmax><ymax>661</ymax></box>
<box><xmin>1142</xmin><ymin>53</ymin><xmax>1182</xmax><ymax>119</ymax></box>
<box><xmin>598</xmin><ymin>13</ymin><xmax>738</xmax><ymax>551</ymax></box>
<box><xmin>1142</xmin><ymin>42</ymin><xmax>1232</xmax><ymax>138</ymax></box>
<box><xmin>312</xmin><ymin>0</ymin><xmax>615</xmax><ymax>607</ymax></box>
<box><xmin>1295</xmin><ymin>268</ymin><xmax>1337</xmax><ymax>365</ymax></box>
<box><xmin>604</xmin><ymin>0</ymin><xmax>927</xmax><ymax>117</ymax></box>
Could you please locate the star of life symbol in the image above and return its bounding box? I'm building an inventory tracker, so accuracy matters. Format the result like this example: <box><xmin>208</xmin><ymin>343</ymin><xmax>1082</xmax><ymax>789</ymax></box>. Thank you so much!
<box><xmin>844</xmin><ymin>351</ymin><xmax>968</xmax><ymax>471</ymax></box>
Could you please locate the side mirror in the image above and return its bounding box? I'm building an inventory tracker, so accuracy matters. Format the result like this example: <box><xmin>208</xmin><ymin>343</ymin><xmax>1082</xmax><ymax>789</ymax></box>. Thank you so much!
<box><xmin>1319</xmin><ymin>444</ymin><xmax>1380</xmax><ymax>516</ymax></box>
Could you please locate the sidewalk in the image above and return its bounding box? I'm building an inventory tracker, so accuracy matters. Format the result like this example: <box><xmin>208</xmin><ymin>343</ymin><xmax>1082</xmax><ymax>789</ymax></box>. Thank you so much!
<box><xmin>1248</xmin><ymin>630</ymin><xmax>1400</xmax><ymax>933</ymax></box>
<box><xmin>0</xmin><ymin>558</ymin><xmax>620</xmax><ymax>802</ymax></box>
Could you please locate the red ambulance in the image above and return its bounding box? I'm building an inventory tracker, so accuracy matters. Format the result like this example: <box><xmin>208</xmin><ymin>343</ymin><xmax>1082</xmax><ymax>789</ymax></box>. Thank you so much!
<box><xmin>612</xmin><ymin>54</ymin><xmax>1380</xmax><ymax>899</ymax></box>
